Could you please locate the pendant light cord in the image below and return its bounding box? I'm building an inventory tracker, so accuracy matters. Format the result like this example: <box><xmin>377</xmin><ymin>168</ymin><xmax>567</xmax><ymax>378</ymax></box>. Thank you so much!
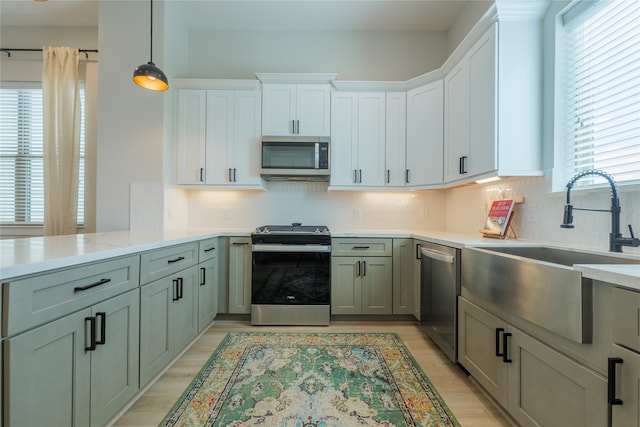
<box><xmin>149</xmin><ymin>0</ymin><xmax>154</xmax><ymax>63</ymax></box>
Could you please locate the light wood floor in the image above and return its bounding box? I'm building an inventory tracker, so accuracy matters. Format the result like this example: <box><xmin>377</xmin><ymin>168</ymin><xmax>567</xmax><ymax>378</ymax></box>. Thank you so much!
<box><xmin>111</xmin><ymin>320</ymin><xmax>515</xmax><ymax>427</ymax></box>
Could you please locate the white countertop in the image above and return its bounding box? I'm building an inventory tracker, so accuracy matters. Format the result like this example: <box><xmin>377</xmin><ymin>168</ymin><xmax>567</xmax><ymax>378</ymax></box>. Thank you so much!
<box><xmin>1</xmin><ymin>228</ymin><xmax>638</xmax><ymax>291</ymax></box>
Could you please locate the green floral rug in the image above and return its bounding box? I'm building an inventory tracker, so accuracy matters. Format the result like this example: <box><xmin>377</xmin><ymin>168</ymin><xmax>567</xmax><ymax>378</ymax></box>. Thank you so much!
<box><xmin>160</xmin><ymin>332</ymin><xmax>460</xmax><ymax>426</ymax></box>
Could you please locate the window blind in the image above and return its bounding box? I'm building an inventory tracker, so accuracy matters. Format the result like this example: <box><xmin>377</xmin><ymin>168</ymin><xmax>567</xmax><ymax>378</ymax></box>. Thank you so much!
<box><xmin>0</xmin><ymin>85</ymin><xmax>85</xmax><ymax>225</ymax></box>
<box><xmin>561</xmin><ymin>0</ymin><xmax>640</xmax><ymax>187</ymax></box>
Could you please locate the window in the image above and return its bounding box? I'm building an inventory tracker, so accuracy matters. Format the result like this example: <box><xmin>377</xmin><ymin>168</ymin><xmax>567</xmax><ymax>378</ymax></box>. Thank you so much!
<box><xmin>0</xmin><ymin>83</ymin><xmax>85</xmax><ymax>226</ymax></box>
<box><xmin>556</xmin><ymin>0</ymin><xmax>640</xmax><ymax>189</ymax></box>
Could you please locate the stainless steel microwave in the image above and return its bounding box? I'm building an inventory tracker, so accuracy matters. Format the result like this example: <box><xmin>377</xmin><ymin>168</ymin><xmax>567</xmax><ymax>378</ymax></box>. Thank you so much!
<box><xmin>260</xmin><ymin>136</ymin><xmax>330</xmax><ymax>180</ymax></box>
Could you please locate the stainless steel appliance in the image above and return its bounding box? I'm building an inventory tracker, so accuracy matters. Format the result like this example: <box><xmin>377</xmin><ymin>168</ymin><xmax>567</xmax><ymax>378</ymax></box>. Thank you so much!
<box><xmin>251</xmin><ymin>224</ymin><xmax>331</xmax><ymax>325</ymax></box>
<box><xmin>260</xmin><ymin>136</ymin><xmax>330</xmax><ymax>180</ymax></box>
<box><xmin>419</xmin><ymin>241</ymin><xmax>461</xmax><ymax>362</ymax></box>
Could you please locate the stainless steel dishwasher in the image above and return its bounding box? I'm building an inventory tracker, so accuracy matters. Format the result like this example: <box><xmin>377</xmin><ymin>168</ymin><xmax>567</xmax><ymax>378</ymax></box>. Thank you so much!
<box><xmin>419</xmin><ymin>241</ymin><xmax>461</xmax><ymax>363</ymax></box>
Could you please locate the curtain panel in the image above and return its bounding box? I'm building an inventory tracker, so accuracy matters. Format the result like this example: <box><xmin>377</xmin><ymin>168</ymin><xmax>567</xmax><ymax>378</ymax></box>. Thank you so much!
<box><xmin>42</xmin><ymin>46</ymin><xmax>81</xmax><ymax>236</ymax></box>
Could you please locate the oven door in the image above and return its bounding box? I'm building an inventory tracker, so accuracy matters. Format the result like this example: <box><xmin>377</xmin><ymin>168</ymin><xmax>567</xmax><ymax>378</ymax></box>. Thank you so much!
<box><xmin>251</xmin><ymin>244</ymin><xmax>331</xmax><ymax>305</ymax></box>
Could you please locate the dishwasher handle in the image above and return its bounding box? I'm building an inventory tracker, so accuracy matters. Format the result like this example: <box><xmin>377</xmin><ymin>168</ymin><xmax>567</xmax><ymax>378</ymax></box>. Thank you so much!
<box><xmin>420</xmin><ymin>247</ymin><xmax>455</xmax><ymax>264</ymax></box>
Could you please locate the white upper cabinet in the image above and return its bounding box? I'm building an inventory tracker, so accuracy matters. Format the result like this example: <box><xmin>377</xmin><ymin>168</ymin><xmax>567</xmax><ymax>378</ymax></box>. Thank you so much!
<box><xmin>444</xmin><ymin>21</ymin><xmax>542</xmax><ymax>185</ymax></box>
<box><xmin>176</xmin><ymin>87</ymin><xmax>262</xmax><ymax>187</ymax></box>
<box><xmin>261</xmin><ymin>84</ymin><xmax>331</xmax><ymax>136</ymax></box>
<box><xmin>385</xmin><ymin>92</ymin><xmax>407</xmax><ymax>187</ymax></box>
<box><xmin>406</xmin><ymin>80</ymin><xmax>444</xmax><ymax>187</ymax></box>
<box><xmin>330</xmin><ymin>92</ymin><xmax>386</xmax><ymax>188</ymax></box>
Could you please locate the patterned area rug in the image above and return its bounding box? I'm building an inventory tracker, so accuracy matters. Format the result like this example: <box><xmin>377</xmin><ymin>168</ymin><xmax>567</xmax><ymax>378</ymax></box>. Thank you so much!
<box><xmin>160</xmin><ymin>332</ymin><xmax>460</xmax><ymax>427</ymax></box>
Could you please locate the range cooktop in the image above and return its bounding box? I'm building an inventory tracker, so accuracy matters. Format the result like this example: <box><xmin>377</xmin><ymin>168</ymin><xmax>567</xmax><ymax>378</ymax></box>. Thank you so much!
<box><xmin>253</xmin><ymin>223</ymin><xmax>330</xmax><ymax>235</ymax></box>
<box><xmin>252</xmin><ymin>223</ymin><xmax>330</xmax><ymax>245</ymax></box>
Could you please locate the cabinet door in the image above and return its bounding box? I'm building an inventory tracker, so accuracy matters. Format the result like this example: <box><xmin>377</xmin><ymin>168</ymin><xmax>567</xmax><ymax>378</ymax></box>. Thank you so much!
<box><xmin>205</xmin><ymin>90</ymin><xmax>234</xmax><ymax>185</ymax></box>
<box><xmin>468</xmin><ymin>26</ymin><xmax>497</xmax><ymax>177</ymax></box>
<box><xmin>392</xmin><ymin>239</ymin><xmax>414</xmax><ymax>315</ymax></box>
<box><xmin>330</xmin><ymin>92</ymin><xmax>358</xmax><ymax>186</ymax></box>
<box><xmin>139</xmin><ymin>277</ymin><xmax>173</xmax><ymax>387</ymax></box>
<box><xmin>4</xmin><ymin>309</ymin><xmax>92</xmax><ymax>427</ymax></box>
<box><xmin>90</xmin><ymin>290</ymin><xmax>140</xmax><ymax>427</ymax></box>
<box><xmin>406</xmin><ymin>80</ymin><xmax>444</xmax><ymax>186</ymax></box>
<box><xmin>176</xmin><ymin>90</ymin><xmax>207</xmax><ymax>185</ymax></box>
<box><xmin>228</xmin><ymin>237</ymin><xmax>252</xmax><ymax>314</ymax></box>
<box><xmin>331</xmin><ymin>256</ymin><xmax>362</xmax><ymax>315</ymax></box>
<box><xmin>357</xmin><ymin>92</ymin><xmax>386</xmax><ymax>186</ymax></box>
<box><xmin>457</xmin><ymin>297</ymin><xmax>508</xmax><ymax>406</ymax></box>
<box><xmin>508</xmin><ymin>327</ymin><xmax>607</xmax><ymax>427</ymax></box>
<box><xmin>385</xmin><ymin>92</ymin><xmax>407</xmax><ymax>187</ymax></box>
<box><xmin>297</xmin><ymin>84</ymin><xmax>331</xmax><ymax>136</ymax></box>
<box><xmin>173</xmin><ymin>266</ymin><xmax>199</xmax><ymax>353</ymax></box>
<box><xmin>262</xmin><ymin>84</ymin><xmax>296</xmax><ymax>135</ymax></box>
<box><xmin>608</xmin><ymin>345</ymin><xmax>640</xmax><ymax>427</ymax></box>
<box><xmin>444</xmin><ymin>61</ymin><xmax>470</xmax><ymax>183</ymax></box>
<box><xmin>361</xmin><ymin>257</ymin><xmax>392</xmax><ymax>315</ymax></box>
<box><xmin>198</xmin><ymin>257</ymin><xmax>218</xmax><ymax>332</ymax></box>
<box><xmin>231</xmin><ymin>89</ymin><xmax>262</xmax><ymax>185</ymax></box>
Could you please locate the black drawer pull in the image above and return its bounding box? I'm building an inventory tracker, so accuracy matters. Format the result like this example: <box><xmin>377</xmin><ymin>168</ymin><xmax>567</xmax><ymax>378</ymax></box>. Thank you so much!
<box><xmin>608</xmin><ymin>357</ymin><xmax>624</xmax><ymax>406</ymax></box>
<box><xmin>172</xmin><ymin>279</ymin><xmax>180</xmax><ymax>301</ymax></box>
<box><xmin>167</xmin><ymin>256</ymin><xmax>185</xmax><ymax>264</ymax></box>
<box><xmin>85</xmin><ymin>316</ymin><xmax>97</xmax><ymax>352</ymax></box>
<box><xmin>96</xmin><ymin>312</ymin><xmax>106</xmax><ymax>346</ymax></box>
<box><xmin>495</xmin><ymin>328</ymin><xmax>505</xmax><ymax>357</ymax></box>
<box><xmin>74</xmin><ymin>278</ymin><xmax>111</xmax><ymax>292</ymax></box>
<box><xmin>203</xmin><ymin>247</ymin><xmax>216</xmax><ymax>252</ymax></box>
<box><xmin>502</xmin><ymin>332</ymin><xmax>512</xmax><ymax>363</ymax></box>
<box><xmin>200</xmin><ymin>267</ymin><xmax>206</xmax><ymax>286</ymax></box>
<box><xmin>352</xmin><ymin>246</ymin><xmax>370</xmax><ymax>250</ymax></box>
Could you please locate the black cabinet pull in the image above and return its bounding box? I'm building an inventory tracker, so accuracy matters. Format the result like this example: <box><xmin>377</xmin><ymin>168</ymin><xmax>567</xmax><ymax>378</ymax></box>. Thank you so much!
<box><xmin>502</xmin><ymin>332</ymin><xmax>512</xmax><ymax>363</ymax></box>
<box><xmin>356</xmin><ymin>261</ymin><xmax>361</xmax><ymax>277</ymax></box>
<box><xmin>608</xmin><ymin>357</ymin><xmax>624</xmax><ymax>406</ymax></box>
<box><xmin>172</xmin><ymin>279</ymin><xmax>180</xmax><ymax>301</ymax></box>
<box><xmin>167</xmin><ymin>256</ymin><xmax>185</xmax><ymax>264</ymax></box>
<box><xmin>233</xmin><ymin>168</ymin><xmax>237</xmax><ymax>182</ymax></box>
<box><xmin>416</xmin><ymin>243</ymin><xmax>422</xmax><ymax>259</ymax></box>
<box><xmin>228</xmin><ymin>168</ymin><xmax>232</xmax><ymax>182</ymax></box>
<box><xmin>459</xmin><ymin>156</ymin><xmax>468</xmax><ymax>174</ymax></box>
<box><xmin>204</xmin><ymin>246</ymin><xmax>216</xmax><ymax>252</ymax></box>
<box><xmin>96</xmin><ymin>312</ymin><xmax>106</xmax><ymax>346</ymax></box>
<box><xmin>178</xmin><ymin>277</ymin><xmax>184</xmax><ymax>300</ymax></box>
<box><xmin>200</xmin><ymin>267</ymin><xmax>206</xmax><ymax>286</ymax></box>
<box><xmin>354</xmin><ymin>169</ymin><xmax>358</xmax><ymax>184</ymax></box>
<box><xmin>85</xmin><ymin>316</ymin><xmax>97</xmax><ymax>352</ymax></box>
<box><xmin>406</xmin><ymin>169</ymin><xmax>410</xmax><ymax>184</ymax></box>
<box><xmin>387</xmin><ymin>169</ymin><xmax>390</xmax><ymax>184</ymax></box>
<box><xmin>74</xmin><ymin>278</ymin><xmax>111</xmax><ymax>292</ymax></box>
<box><xmin>352</xmin><ymin>246</ymin><xmax>370</xmax><ymax>250</ymax></box>
<box><xmin>199</xmin><ymin>167</ymin><xmax>204</xmax><ymax>182</ymax></box>
<box><xmin>495</xmin><ymin>328</ymin><xmax>505</xmax><ymax>357</ymax></box>
<box><xmin>362</xmin><ymin>260</ymin><xmax>366</xmax><ymax>276</ymax></box>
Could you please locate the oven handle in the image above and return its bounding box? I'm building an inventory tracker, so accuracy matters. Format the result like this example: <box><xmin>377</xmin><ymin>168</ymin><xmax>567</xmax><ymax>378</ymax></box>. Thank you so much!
<box><xmin>420</xmin><ymin>247</ymin><xmax>455</xmax><ymax>264</ymax></box>
<box><xmin>252</xmin><ymin>244</ymin><xmax>332</xmax><ymax>253</ymax></box>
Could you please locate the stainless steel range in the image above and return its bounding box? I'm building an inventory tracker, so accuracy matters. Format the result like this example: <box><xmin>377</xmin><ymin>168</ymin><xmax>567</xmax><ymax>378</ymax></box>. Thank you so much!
<box><xmin>251</xmin><ymin>224</ymin><xmax>331</xmax><ymax>326</ymax></box>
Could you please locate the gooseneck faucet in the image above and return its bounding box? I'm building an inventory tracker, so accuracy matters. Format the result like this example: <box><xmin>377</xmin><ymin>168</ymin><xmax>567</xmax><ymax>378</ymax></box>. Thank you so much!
<box><xmin>560</xmin><ymin>169</ymin><xmax>640</xmax><ymax>252</ymax></box>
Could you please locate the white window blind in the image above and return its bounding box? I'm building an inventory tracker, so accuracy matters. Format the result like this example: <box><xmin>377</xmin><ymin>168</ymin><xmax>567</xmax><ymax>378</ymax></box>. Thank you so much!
<box><xmin>0</xmin><ymin>84</ymin><xmax>85</xmax><ymax>225</ymax></box>
<box><xmin>560</xmin><ymin>0</ymin><xmax>640</xmax><ymax>187</ymax></box>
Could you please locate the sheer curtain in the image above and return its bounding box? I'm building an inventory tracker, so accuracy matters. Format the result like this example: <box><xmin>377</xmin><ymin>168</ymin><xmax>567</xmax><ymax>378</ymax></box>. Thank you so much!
<box><xmin>42</xmin><ymin>46</ymin><xmax>81</xmax><ymax>236</ymax></box>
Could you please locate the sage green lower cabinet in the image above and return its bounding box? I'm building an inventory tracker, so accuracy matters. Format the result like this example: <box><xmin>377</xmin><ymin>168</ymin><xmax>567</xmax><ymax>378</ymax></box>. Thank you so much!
<box><xmin>198</xmin><ymin>256</ymin><xmax>218</xmax><ymax>332</ymax></box>
<box><xmin>139</xmin><ymin>265</ymin><xmax>199</xmax><ymax>387</ymax></box>
<box><xmin>331</xmin><ymin>256</ymin><xmax>392</xmax><ymax>315</ymax></box>
<box><xmin>458</xmin><ymin>297</ymin><xmax>607</xmax><ymax>427</ymax></box>
<box><xmin>392</xmin><ymin>238</ymin><xmax>415</xmax><ymax>315</ymax></box>
<box><xmin>4</xmin><ymin>289</ymin><xmax>140</xmax><ymax>427</ymax></box>
<box><xmin>228</xmin><ymin>237</ymin><xmax>252</xmax><ymax>314</ymax></box>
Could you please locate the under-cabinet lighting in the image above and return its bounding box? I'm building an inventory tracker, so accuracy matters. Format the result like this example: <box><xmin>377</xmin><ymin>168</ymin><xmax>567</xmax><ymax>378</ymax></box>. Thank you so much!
<box><xmin>475</xmin><ymin>176</ymin><xmax>501</xmax><ymax>184</ymax></box>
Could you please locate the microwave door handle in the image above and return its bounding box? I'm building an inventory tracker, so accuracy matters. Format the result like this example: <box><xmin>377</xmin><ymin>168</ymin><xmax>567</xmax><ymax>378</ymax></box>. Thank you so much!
<box><xmin>315</xmin><ymin>142</ymin><xmax>320</xmax><ymax>169</ymax></box>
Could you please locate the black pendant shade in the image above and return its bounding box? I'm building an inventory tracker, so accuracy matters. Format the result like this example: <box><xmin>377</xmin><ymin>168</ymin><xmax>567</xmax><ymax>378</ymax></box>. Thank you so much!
<box><xmin>133</xmin><ymin>0</ymin><xmax>168</xmax><ymax>91</ymax></box>
<box><xmin>133</xmin><ymin>61</ymin><xmax>168</xmax><ymax>91</ymax></box>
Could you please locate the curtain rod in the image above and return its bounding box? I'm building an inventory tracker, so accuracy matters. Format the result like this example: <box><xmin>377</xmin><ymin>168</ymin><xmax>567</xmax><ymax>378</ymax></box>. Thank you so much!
<box><xmin>1</xmin><ymin>48</ymin><xmax>98</xmax><ymax>59</ymax></box>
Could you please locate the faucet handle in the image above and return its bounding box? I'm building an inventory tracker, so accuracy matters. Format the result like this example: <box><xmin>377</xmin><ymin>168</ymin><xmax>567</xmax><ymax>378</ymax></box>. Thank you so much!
<box><xmin>629</xmin><ymin>224</ymin><xmax>636</xmax><ymax>239</ymax></box>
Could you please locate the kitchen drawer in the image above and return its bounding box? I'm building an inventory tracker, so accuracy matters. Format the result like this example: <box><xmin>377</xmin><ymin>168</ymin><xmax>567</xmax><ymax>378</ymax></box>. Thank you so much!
<box><xmin>2</xmin><ymin>255</ymin><xmax>140</xmax><ymax>337</ymax></box>
<box><xmin>198</xmin><ymin>238</ymin><xmax>218</xmax><ymax>263</ymax></box>
<box><xmin>331</xmin><ymin>238</ymin><xmax>392</xmax><ymax>257</ymax></box>
<box><xmin>612</xmin><ymin>286</ymin><xmax>640</xmax><ymax>352</ymax></box>
<box><xmin>140</xmin><ymin>242</ymin><xmax>198</xmax><ymax>285</ymax></box>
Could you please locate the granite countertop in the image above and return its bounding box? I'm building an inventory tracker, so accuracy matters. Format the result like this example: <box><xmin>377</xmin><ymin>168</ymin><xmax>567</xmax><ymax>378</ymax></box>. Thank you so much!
<box><xmin>1</xmin><ymin>228</ymin><xmax>638</xmax><ymax>291</ymax></box>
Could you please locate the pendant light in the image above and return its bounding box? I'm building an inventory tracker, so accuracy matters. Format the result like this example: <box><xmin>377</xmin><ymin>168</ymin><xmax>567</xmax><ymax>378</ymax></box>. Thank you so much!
<box><xmin>132</xmin><ymin>0</ymin><xmax>169</xmax><ymax>91</ymax></box>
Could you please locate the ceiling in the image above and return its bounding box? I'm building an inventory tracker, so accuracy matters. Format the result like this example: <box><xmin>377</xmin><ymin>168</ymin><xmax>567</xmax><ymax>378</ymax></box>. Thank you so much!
<box><xmin>1</xmin><ymin>0</ymin><xmax>470</xmax><ymax>32</ymax></box>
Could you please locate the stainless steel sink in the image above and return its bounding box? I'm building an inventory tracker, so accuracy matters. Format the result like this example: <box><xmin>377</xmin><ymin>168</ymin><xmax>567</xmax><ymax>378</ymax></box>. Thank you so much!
<box><xmin>462</xmin><ymin>246</ymin><xmax>638</xmax><ymax>344</ymax></box>
<box><xmin>477</xmin><ymin>245</ymin><xmax>640</xmax><ymax>267</ymax></box>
